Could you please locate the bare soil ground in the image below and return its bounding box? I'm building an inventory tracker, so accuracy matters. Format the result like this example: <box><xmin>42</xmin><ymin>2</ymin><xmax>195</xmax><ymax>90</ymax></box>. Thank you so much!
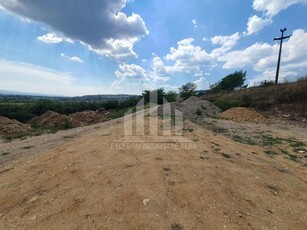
<box><xmin>0</xmin><ymin>112</ymin><xmax>306</xmax><ymax>229</ymax></box>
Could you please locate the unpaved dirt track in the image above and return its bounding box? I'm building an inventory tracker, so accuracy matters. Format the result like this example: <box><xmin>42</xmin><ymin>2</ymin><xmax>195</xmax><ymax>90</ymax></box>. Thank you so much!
<box><xmin>0</xmin><ymin>115</ymin><xmax>306</xmax><ymax>229</ymax></box>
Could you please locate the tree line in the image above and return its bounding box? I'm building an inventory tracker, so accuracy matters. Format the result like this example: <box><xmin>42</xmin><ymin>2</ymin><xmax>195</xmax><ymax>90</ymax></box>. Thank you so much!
<box><xmin>0</xmin><ymin>97</ymin><xmax>141</xmax><ymax>123</ymax></box>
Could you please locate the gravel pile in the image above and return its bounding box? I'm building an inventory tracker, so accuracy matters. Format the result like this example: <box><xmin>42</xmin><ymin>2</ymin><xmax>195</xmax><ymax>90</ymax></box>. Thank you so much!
<box><xmin>157</xmin><ymin>96</ymin><xmax>220</xmax><ymax>119</ymax></box>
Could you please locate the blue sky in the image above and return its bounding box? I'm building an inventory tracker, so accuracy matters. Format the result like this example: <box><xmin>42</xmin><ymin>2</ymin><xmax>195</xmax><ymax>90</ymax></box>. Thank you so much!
<box><xmin>0</xmin><ymin>0</ymin><xmax>306</xmax><ymax>96</ymax></box>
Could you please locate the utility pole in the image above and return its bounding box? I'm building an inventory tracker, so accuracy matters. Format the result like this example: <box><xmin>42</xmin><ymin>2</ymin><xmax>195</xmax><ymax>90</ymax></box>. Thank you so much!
<box><xmin>273</xmin><ymin>28</ymin><xmax>291</xmax><ymax>84</ymax></box>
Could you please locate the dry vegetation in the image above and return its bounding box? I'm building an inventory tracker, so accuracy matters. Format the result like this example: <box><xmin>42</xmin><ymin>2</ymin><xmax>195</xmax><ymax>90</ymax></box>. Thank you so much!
<box><xmin>202</xmin><ymin>76</ymin><xmax>307</xmax><ymax>117</ymax></box>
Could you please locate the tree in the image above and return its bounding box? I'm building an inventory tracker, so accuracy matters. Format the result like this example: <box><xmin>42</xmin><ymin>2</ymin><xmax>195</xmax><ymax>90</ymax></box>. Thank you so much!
<box><xmin>209</xmin><ymin>70</ymin><xmax>247</xmax><ymax>93</ymax></box>
<box><xmin>142</xmin><ymin>88</ymin><xmax>165</xmax><ymax>104</ymax></box>
<box><xmin>164</xmin><ymin>91</ymin><xmax>177</xmax><ymax>102</ymax></box>
<box><xmin>179</xmin><ymin>82</ymin><xmax>197</xmax><ymax>100</ymax></box>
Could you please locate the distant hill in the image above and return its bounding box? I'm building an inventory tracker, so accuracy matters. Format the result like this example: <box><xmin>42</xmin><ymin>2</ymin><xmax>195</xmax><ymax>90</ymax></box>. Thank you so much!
<box><xmin>0</xmin><ymin>90</ymin><xmax>139</xmax><ymax>102</ymax></box>
<box><xmin>0</xmin><ymin>89</ymin><xmax>54</xmax><ymax>97</ymax></box>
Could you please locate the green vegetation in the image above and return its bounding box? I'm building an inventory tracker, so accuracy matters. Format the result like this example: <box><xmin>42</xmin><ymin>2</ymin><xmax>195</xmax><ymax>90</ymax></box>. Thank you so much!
<box><xmin>287</xmin><ymin>154</ymin><xmax>301</xmax><ymax>162</ymax></box>
<box><xmin>179</xmin><ymin>82</ymin><xmax>197</xmax><ymax>100</ymax></box>
<box><xmin>0</xmin><ymin>96</ymin><xmax>141</xmax><ymax>123</ymax></box>
<box><xmin>203</xmin><ymin>76</ymin><xmax>307</xmax><ymax>113</ymax></box>
<box><xmin>232</xmin><ymin>135</ymin><xmax>256</xmax><ymax>145</ymax></box>
<box><xmin>262</xmin><ymin>135</ymin><xmax>284</xmax><ymax>146</ymax></box>
<box><xmin>142</xmin><ymin>88</ymin><xmax>178</xmax><ymax>104</ymax></box>
<box><xmin>209</xmin><ymin>70</ymin><xmax>247</xmax><ymax>94</ymax></box>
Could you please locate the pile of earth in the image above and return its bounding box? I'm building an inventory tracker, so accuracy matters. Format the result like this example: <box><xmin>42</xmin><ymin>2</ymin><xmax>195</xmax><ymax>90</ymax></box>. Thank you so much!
<box><xmin>0</xmin><ymin>116</ymin><xmax>34</xmax><ymax>138</ymax></box>
<box><xmin>31</xmin><ymin>108</ymin><xmax>111</xmax><ymax>129</ymax></box>
<box><xmin>31</xmin><ymin>111</ymin><xmax>81</xmax><ymax>129</ymax></box>
<box><xmin>220</xmin><ymin>107</ymin><xmax>265</xmax><ymax>123</ymax></box>
<box><xmin>157</xmin><ymin>96</ymin><xmax>220</xmax><ymax>119</ymax></box>
<box><xmin>70</xmin><ymin>110</ymin><xmax>110</xmax><ymax>126</ymax></box>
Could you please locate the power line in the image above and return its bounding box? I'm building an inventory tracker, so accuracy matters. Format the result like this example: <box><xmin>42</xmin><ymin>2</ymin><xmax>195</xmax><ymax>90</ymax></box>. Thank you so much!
<box><xmin>293</xmin><ymin>7</ymin><xmax>307</xmax><ymax>29</ymax></box>
<box><xmin>286</xmin><ymin>2</ymin><xmax>299</xmax><ymax>29</ymax></box>
<box><xmin>275</xmin><ymin>0</ymin><xmax>287</xmax><ymax>38</ymax></box>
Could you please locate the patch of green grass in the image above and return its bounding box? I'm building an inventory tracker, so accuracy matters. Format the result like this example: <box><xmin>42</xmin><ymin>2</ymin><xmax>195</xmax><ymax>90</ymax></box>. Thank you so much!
<box><xmin>233</xmin><ymin>135</ymin><xmax>244</xmax><ymax>142</ymax></box>
<box><xmin>279</xmin><ymin>149</ymin><xmax>289</xmax><ymax>154</ymax></box>
<box><xmin>188</xmin><ymin>128</ymin><xmax>194</xmax><ymax>132</ymax></box>
<box><xmin>262</xmin><ymin>135</ymin><xmax>283</xmax><ymax>146</ymax></box>
<box><xmin>4</xmin><ymin>132</ymin><xmax>31</xmax><ymax>142</ymax></box>
<box><xmin>289</xmin><ymin>141</ymin><xmax>305</xmax><ymax>148</ymax></box>
<box><xmin>232</xmin><ymin>135</ymin><xmax>256</xmax><ymax>146</ymax></box>
<box><xmin>110</xmin><ymin>108</ymin><xmax>131</xmax><ymax>119</ymax></box>
<box><xmin>293</xmin><ymin>148</ymin><xmax>307</xmax><ymax>153</ymax></box>
<box><xmin>212</xmin><ymin>127</ymin><xmax>227</xmax><ymax>133</ymax></box>
<box><xmin>264</xmin><ymin>150</ymin><xmax>279</xmax><ymax>157</ymax></box>
<box><xmin>287</xmin><ymin>154</ymin><xmax>301</xmax><ymax>162</ymax></box>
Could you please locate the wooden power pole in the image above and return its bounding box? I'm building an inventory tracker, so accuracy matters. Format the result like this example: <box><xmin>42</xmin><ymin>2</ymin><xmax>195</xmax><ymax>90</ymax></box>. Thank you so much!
<box><xmin>273</xmin><ymin>28</ymin><xmax>291</xmax><ymax>84</ymax></box>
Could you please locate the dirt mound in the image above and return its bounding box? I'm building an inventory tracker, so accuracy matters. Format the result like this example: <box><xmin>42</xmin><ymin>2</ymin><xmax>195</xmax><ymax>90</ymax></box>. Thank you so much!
<box><xmin>31</xmin><ymin>111</ymin><xmax>81</xmax><ymax>129</ymax></box>
<box><xmin>96</xmin><ymin>107</ymin><xmax>112</xmax><ymax>117</ymax></box>
<box><xmin>157</xmin><ymin>96</ymin><xmax>220</xmax><ymax>119</ymax></box>
<box><xmin>220</xmin><ymin>107</ymin><xmax>265</xmax><ymax>123</ymax></box>
<box><xmin>70</xmin><ymin>110</ymin><xmax>109</xmax><ymax>125</ymax></box>
<box><xmin>182</xmin><ymin>96</ymin><xmax>202</xmax><ymax>104</ymax></box>
<box><xmin>0</xmin><ymin>116</ymin><xmax>33</xmax><ymax>137</ymax></box>
<box><xmin>31</xmin><ymin>110</ymin><xmax>111</xmax><ymax>129</ymax></box>
<box><xmin>181</xmin><ymin>99</ymin><xmax>220</xmax><ymax>119</ymax></box>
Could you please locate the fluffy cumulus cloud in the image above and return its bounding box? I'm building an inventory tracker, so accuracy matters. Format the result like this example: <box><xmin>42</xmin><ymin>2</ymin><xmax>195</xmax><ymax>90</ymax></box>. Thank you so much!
<box><xmin>218</xmin><ymin>29</ymin><xmax>307</xmax><ymax>85</ymax></box>
<box><xmin>115</xmin><ymin>63</ymin><xmax>146</xmax><ymax>78</ymax></box>
<box><xmin>165</xmin><ymin>38</ymin><xmax>213</xmax><ymax>73</ymax></box>
<box><xmin>37</xmin><ymin>33</ymin><xmax>63</xmax><ymax>44</ymax></box>
<box><xmin>244</xmin><ymin>15</ymin><xmax>272</xmax><ymax>36</ymax></box>
<box><xmin>0</xmin><ymin>0</ymin><xmax>148</xmax><ymax>61</ymax></box>
<box><xmin>193</xmin><ymin>77</ymin><xmax>209</xmax><ymax>90</ymax></box>
<box><xmin>252</xmin><ymin>0</ymin><xmax>307</xmax><ymax>17</ymax></box>
<box><xmin>219</xmin><ymin>42</ymin><xmax>275</xmax><ymax>69</ymax></box>
<box><xmin>211</xmin><ymin>32</ymin><xmax>241</xmax><ymax>56</ymax></box>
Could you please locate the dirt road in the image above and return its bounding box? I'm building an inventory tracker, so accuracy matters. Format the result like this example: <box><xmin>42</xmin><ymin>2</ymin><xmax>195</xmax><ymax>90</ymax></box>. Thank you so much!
<box><xmin>0</xmin><ymin>115</ymin><xmax>306</xmax><ymax>229</ymax></box>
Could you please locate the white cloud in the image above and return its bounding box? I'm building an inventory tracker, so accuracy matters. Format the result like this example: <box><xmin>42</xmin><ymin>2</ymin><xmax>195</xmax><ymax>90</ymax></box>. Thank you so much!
<box><xmin>165</xmin><ymin>38</ymin><xmax>213</xmax><ymax>73</ymax></box>
<box><xmin>211</xmin><ymin>32</ymin><xmax>241</xmax><ymax>56</ymax></box>
<box><xmin>194</xmin><ymin>77</ymin><xmax>209</xmax><ymax>90</ymax></box>
<box><xmin>254</xmin><ymin>29</ymin><xmax>307</xmax><ymax>72</ymax></box>
<box><xmin>0</xmin><ymin>59</ymin><xmax>103</xmax><ymax>96</ymax></box>
<box><xmin>218</xmin><ymin>42</ymin><xmax>275</xmax><ymax>69</ymax></box>
<box><xmin>192</xmin><ymin>19</ymin><xmax>198</xmax><ymax>28</ymax></box>
<box><xmin>37</xmin><ymin>33</ymin><xmax>63</xmax><ymax>44</ymax></box>
<box><xmin>218</xmin><ymin>29</ymin><xmax>307</xmax><ymax>84</ymax></box>
<box><xmin>61</xmin><ymin>53</ymin><xmax>84</xmax><ymax>63</ymax></box>
<box><xmin>244</xmin><ymin>15</ymin><xmax>272</xmax><ymax>36</ymax></box>
<box><xmin>0</xmin><ymin>0</ymin><xmax>148</xmax><ymax>61</ymax></box>
<box><xmin>91</xmin><ymin>37</ymin><xmax>139</xmax><ymax>61</ymax></box>
<box><xmin>252</xmin><ymin>0</ymin><xmax>307</xmax><ymax>17</ymax></box>
<box><xmin>115</xmin><ymin>63</ymin><xmax>146</xmax><ymax>78</ymax></box>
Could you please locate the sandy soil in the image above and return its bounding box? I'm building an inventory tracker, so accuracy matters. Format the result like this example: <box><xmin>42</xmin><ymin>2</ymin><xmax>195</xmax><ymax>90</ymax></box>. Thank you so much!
<box><xmin>0</xmin><ymin>113</ymin><xmax>306</xmax><ymax>229</ymax></box>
